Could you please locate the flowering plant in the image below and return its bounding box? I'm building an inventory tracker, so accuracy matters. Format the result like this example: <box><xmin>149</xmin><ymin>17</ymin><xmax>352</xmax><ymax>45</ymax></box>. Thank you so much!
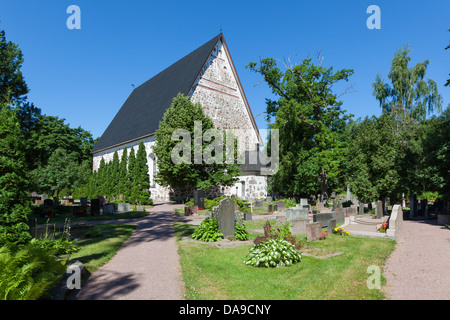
<box><xmin>319</xmin><ymin>231</ymin><xmax>328</xmax><ymax>240</ymax></box>
<box><xmin>377</xmin><ymin>221</ymin><xmax>388</xmax><ymax>233</ymax></box>
<box><xmin>333</xmin><ymin>227</ymin><xmax>350</xmax><ymax>236</ymax></box>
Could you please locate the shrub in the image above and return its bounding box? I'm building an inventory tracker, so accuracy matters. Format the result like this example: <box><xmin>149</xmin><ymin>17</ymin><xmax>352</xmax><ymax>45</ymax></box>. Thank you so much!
<box><xmin>192</xmin><ymin>218</ymin><xmax>223</xmax><ymax>242</ymax></box>
<box><xmin>244</xmin><ymin>238</ymin><xmax>302</xmax><ymax>268</ymax></box>
<box><xmin>0</xmin><ymin>243</ymin><xmax>66</xmax><ymax>300</ymax></box>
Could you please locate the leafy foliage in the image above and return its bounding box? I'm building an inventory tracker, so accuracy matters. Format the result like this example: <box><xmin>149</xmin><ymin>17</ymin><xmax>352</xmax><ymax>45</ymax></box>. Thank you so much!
<box><xmin>192</xmin><ymin>218</ymin><xmax>223</xmax><ymax>242</ymax></box>
<box><xmin>0</xmin><ymin>101</ymin><xmax>31</xmax><ymax>245</ymax></box>
<box><xmin>153</xmin><ymin>93</ymin><xmax>241</xmax><ymax>194</ymax></box>
<box><xmin>244</xmin><ymin>238</ymin><xmax>301</xmax><ymax>268</ymax></box>
<box><xmin>247</xmin><ymin>57</ymin><xmax>352</xmax><ymax>198</ymax></box>
<box><xmin>0</xmin><ymin>243</ymin><xmax>66</xmax><ymax>300</ymax></box>
<box><xmin>373</xmin><ymin>45</ymin><xmax>442</xmax><ymax>121</ymax></box>
<box><xmin>234</xmin><ymin>221</ymin><xmax>249</xmax><ymax>241</ymax></box>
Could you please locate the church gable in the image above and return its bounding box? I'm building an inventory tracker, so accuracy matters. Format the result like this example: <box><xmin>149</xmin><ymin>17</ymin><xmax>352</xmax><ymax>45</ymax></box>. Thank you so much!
<box><xmin>189</xmin><ymin>37</ymin><xmax>262</xmax><ymax>150</ymax></box>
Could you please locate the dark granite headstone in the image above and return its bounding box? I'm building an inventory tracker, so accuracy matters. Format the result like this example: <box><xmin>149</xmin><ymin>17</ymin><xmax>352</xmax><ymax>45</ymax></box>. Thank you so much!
<box><xmin>90</xmin><ymin>199</ymin><xmax>100</xmax><ymax>215</ymax></box>
<box><xmin>193</xmin><ymin>189</ymin><xmax>205</xmax><ymax>209</ymax></box>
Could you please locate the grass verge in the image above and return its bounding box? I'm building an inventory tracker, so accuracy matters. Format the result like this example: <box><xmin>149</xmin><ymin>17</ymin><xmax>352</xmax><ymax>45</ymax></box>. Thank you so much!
<box><xmin>174</xmin><ymin>221</ymin><xmax>395</xmax><ymax>300</ymax></box>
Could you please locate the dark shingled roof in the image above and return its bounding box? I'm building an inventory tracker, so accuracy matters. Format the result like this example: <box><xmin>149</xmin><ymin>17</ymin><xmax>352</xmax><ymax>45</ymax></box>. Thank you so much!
<box><xmin>92</xmin><ymin>34</ymin><xmax>223</xmax><ymax>153</ymax></box>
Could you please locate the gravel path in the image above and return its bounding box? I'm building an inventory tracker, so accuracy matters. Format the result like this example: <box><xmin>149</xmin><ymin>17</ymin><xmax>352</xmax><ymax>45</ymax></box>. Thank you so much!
<box><xmin>71</xmin><ymin>202</ymin><xmax>185</xmax><ymax>300</ymax></box>
<box><xmin>383</xmin><ymin>219</ymin><xmax>450</xmax><ymax>300</ymax></box>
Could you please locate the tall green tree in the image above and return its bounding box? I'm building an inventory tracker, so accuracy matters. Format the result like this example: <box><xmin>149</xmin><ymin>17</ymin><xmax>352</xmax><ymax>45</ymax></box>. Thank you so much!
<box><xmin>153</xmin><ymin>93</ymin><xmax>240</xmax><ymax>194</ymax></box>
<box><xmin>417</xmin><ymin>106</ymin><xmax>450</xmax><ymax>198</ymax></box>
<box><xmin>346</xmin><ymin>114</ymin><xmax>419</xmax><ymax>204</ymax></box>
<box><xmin>125</xmin><ymin>147</ymin><xmax>136</xmax><ymax>201</ymax></box>
<box><xmin>129</xmin><ymin>141</ymin><xmax>151</xmax><ymax>204</ymax></box>
<box><xmin>247</xmin><ymin>57</ymin><xmax>353</xmax><ymax>198</ymax></box>
<box><xmin>29</xmin><ymin>148</ymin><xmax>81</xmax><ymax>199</ymax></box>
<box><xmin>0</xmin><ymin>29</ymin><xmax>28</xmax><ymax>104</ymax></box>
<box><xmin>445</xmin><ymin>29</ymin><xmax>450</xmax><ymax>87</ymax></box>
<box><xmin>373</xmin><ymin>45</ymin><xmax>442</xmax><ymax>122</ymax></box>
<box><xmin>0</xmin><ymin>101</ymin><xmax>31</xmax><ymax>245</ymax></box>
<box><xmin>117</xmin><ymin>148</ymin><xmax>128</xmax><ymax>199</ymax></box>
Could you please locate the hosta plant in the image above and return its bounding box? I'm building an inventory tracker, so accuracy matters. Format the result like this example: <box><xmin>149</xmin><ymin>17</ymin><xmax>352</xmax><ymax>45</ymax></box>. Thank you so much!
<box><xmin>244</xmin><ymin>238</ymin><xmax>302</xmax><ymax>268</ymax></box>
<box><xmin>192</xmin><ymin>218</ymin><xmax>223</xmax><ymax>242</ymax></box>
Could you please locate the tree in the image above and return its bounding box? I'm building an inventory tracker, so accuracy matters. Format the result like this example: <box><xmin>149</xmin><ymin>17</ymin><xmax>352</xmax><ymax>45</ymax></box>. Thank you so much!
<box><xmin>0</xmin><ymin>101</ymin><xmax>31</xmax><ymax>245</ymax></box>
<box><xmin>0</xmin><ymin>29</ymin><xmax>28</xmax><ymax>105</ymax></box>
<box><xmin>417</xmin><ymin>106</ymin><xmax>450</xmax><ymax>198</ymax></box>
<box><xmin>117</xmin><ymin>147</ymin><xmax>128</xmax><ymax>198</ymax></box>
<box><xmin>445</xmin><ymin>29</ymin><xmax>450</xmax><ymax>87</ymax></box>
<box><xmin>29</xmin><ymin>148</ymin><xmax>81</xmax><ymax>199</ymax></box>
<box><xmin>25</xmin><ymin>115</ymin><xmax>95</xmax><ymax>170</ymax></box>
<box><xmin>373</xmin><ymin>45</ymin><xmax>442</xmax><ymax>122</ymax></box>
<box><xmin>346</xmin><ymin>115</ymin><xmax>417</xmax><ymax>204</ymax></box>
<box><xmin>247</xmin><ymin>56</ymin><xmax>353</xmax><ymax>199</ymax></box>
<box><xmin>129</xmin><ymin>141</ymin><xmax>151</xmax><ymax>204</ymax></box>
<box><xmin>153</xmin><ymin>93</ymin><xmax>240</xmax><ymax>194</ymax></box>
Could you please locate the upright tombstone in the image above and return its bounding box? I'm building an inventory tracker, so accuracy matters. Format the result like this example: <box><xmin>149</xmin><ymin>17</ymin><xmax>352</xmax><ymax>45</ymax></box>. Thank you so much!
<box><xmin>268</xmin><ymin>204</ymin><xmax>273</xmax><ymax>213</ymax></box>
<box><xmin>216</xmin><ymin>197</ymin><xmax>235</xmax><ymax>238</ymax></box>
<box><xmin>359</xmin><ymin>202</ymin><xmax>364</xmax><ymax>215</ymax></box>
<box><xmin>275</xmin><ymin>200</ymin><xmax>285</xmax><ymax>211</ymax></box>
<box><xmin>80</xmin><ymin>197</ymin><xmax>88</xmax><ymax>206</ymax></box>
<box><xmin>90</xmin><ymin>199</ymin><xmax>100</xmax><ymax>215</ymax></box>
<box><xmin>285</xmin><ymin>207</ymin><xmax>309</xmax><ymax>221</ymax></box>
<box><xmin>409</xmin><ymin>194</ymin><xmax>417</xmax><ymax>219</ymax></box>
<box><xmin>193</xmin><ymin>189</ymin><xmax>205</xmax><ymax>209</ymax></box>
<box><xmin>306</xmin><ymin>222</ymin><xmax>322</xmax><ymax>241</ymax></box>
<box><xmin>375</xmin><ymin>200</ymin><xmax>383</xmax><ymax>218</ymax></box>
<box><xmin>254</xmin><ymin>200</ymin><xmax>263</xmax><ymax>208</ymax></box>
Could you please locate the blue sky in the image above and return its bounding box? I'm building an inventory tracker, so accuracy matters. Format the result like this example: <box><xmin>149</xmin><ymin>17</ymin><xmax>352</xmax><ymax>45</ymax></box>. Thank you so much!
<box><xmin>1</xmin><ymin>0</ymin><xmax>449</xmax><ymax>139</ymax></box>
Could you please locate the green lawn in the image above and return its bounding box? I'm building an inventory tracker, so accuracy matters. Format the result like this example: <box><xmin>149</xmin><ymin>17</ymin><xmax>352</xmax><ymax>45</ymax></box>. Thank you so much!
<box><xmin>174</xmin><ymin>221</ymin><xmax>395</xmax><ymax>300</ymax></box>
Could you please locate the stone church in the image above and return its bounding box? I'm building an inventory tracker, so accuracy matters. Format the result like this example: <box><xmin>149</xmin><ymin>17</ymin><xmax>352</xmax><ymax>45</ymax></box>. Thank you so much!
<box><xmin>91</xmin><ymin>33</ymin><xmax>267</xmax><ymax>201</ymax></box>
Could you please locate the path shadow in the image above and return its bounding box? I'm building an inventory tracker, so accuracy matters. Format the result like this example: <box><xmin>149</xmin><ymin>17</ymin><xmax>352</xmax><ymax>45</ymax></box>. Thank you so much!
<box><xmin>69</xmin><ymin>269</ymin><xmax>141</xmax><ymax>300</ymax></box>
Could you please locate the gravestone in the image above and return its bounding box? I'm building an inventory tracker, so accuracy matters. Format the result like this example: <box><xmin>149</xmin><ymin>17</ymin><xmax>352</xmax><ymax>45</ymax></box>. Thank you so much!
<box><xmin>254</xmin><ymin>200</ymin><xmax>263</xmax><ymax>208</ymax></box>
<box><xmin>359</xmin><ymin>203</ymin><xmax>364</xmax><ymax>215</ymax></box>
<box><xmin>300</xmin><ymin>198</ymin><xmax>308</xmax><ymax>206</ymax></box>
<box><xmin>290</xmin><ymin>220</ymin><xmax>308</xmax><ymax>235</ymax></box>
<box><xmin>332</xmin><ymin>211</ymin><xmax>345</xmax><ymax>224</ymax></box>
<box><xmin>193</xmin><ymin>189</ymin><xmax>205</xmax><ymax>209</ymax></box>
<box><xmin>285</xmin><ymin>207</ymin><xmax>309</xmax><ymax>221</ymax></box>
<box><xmin>263</xmin><ymin>220</ymin><xmax>271</xmax><ymax>237</ymax></box>
<box><xmin>43</xmin><ymin>199</ymin><xmax>54</xmax><ymax>207</ymax></box>
<box><xmin>409</xmin><ymin>194</ymin><xmax>417</xmax><ymax>219</ymax></box>
<box><xmin>275</xmin><ymin>201</ymin><xmax>285</xmax><ymax>211</ymax></box>
<box><xmin>327</xmin><ymin>219</ymin><xmax>337</xmax><ymax>235</ymax></box>
<box><xmin>268</xmin><ymin>204</ymin><xmax>273</xmax><ymax>213</ymax></box>
<box><xmin>306</xmin><ymin>222</ymin><xmax>322</xmax><ymax>241</ymax></box>
<box><xmin>375</xmin><ymin>200</ymin><xmax>383</xmax><ymax>218</ymax></box>
<box><xmin>103</xmin><ymin>203</ymin><xmax>116</xmax><ymax>215</ymax></box>
<box><xmin>117</xmin><ymin>203</ymin><xmax>130</xmax><ymax>213</ymax></box>
<box><xmin>136</xmin><ymin>205</ymin><xmax>144</xmax><ymax>212</ymax></box>
<box><xmin>216</xmin><ymin>198</ymin><xmax>235</xmax><ymax>238</ymax></box>
<box><xmin>80</xmin><ymin>197</ymin><xmax>88</xmax><ymax>206</ymax></box>
<box><xmin>332</xmin><ymin>198</ymin><xmax>337</xmax><ymax>211</ymax></box>
<box><xmin>90</xmin><ymin>199</ymin><xmax>100</xmax><ymax>215</ymax></box>
<box><xmin>313</xmin><ymin>213</ymin><xmax>333</xmax><ymax>227</ymax></box>
<box><xmin>244</xmin><ymin>211</ymin><xmax>252</xmax><ymax>221</ymax></box>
